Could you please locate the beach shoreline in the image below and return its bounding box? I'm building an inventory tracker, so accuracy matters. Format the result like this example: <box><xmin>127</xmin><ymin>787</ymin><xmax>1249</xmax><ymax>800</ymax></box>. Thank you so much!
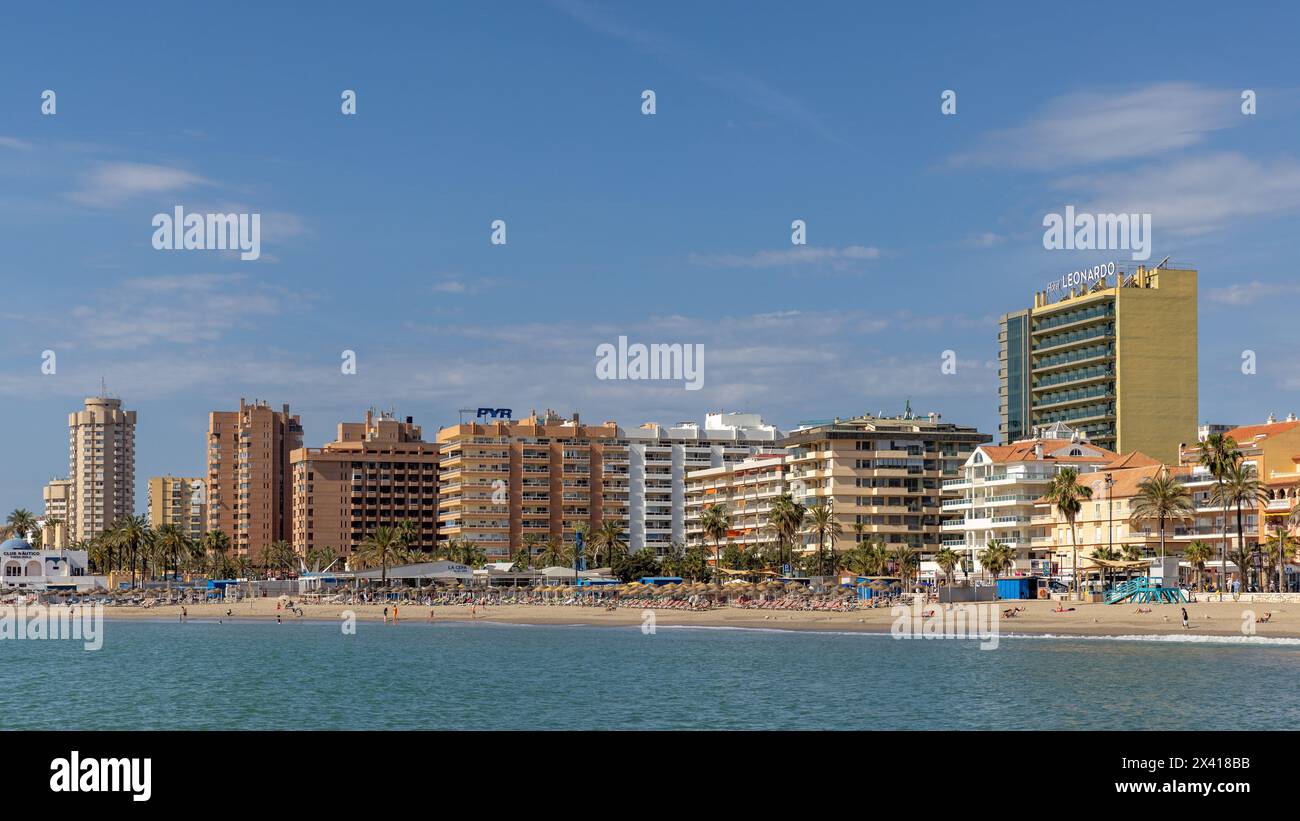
<box><xmin>86</xmin><ymin>598</ymin><xmax>1300</xmax><ymax>641</ymax></box>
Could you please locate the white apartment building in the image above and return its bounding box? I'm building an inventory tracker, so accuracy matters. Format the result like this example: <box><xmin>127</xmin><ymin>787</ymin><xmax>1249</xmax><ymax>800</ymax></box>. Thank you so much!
<box><xmin>943</xmin><ymin>423</ymin><xmax>1117</xmax><ymax>576</ymax></box>
<box><xmin>620</xmin><ymin>412</ymin><xmax>781</xmax><ymax>552</ymax></box>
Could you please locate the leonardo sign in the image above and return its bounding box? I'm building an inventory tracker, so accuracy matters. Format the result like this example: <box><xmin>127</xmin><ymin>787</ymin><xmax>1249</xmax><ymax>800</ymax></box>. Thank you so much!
<box><xmin>1046</xmin><ymin>261</ymin><xmax>1117</xmax><ymax>296</ymax></box>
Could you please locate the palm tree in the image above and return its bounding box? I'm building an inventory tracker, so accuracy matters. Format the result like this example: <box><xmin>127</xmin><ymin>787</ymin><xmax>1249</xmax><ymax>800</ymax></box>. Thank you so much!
<box><xmin>264</xmin><ymin>540</ymin><xmax>297</xmax><ymax>578</ymax></box>
<box><xmin>355</xmin><ymin>525</ymin><xmax>402</xmax><ymax>586</ymax></box>
<box><xmin>866</xmin><ymin>542</ymin><xmax>891</xmax><ymax>577</ymax></box>
<box><xmin>518</xmin><ymin>533</ymin><xmax>544</xmax><ymax>570</ymax></box>
<box><xmin>1128</xmin><ymin>470</ymin><xmax>1195</xmax><ymax>568</ymax></box>
<box><xmin>203</xmin><ymin>530</ymin><xmax>232</xmax><ymax>577</ymax></box>
<box><xmin>1183</xmin><ymin>540</ymin><xmax>1214</xmax><ymax>591</ymax></box>
<box><xmin>803</xmin><ymin>501</ymin><xmax>842</xmax><ymax>577</ymax></box>
<box><xmin>305</xmin><ymin>545</ymin><xmax>338</xmax><ymax>573</ymax></box>
<box><xmin>700</xmin><ymin>504</ymin><xmax>730</xmax><ymax>580</ymax></box>
<box><xmin>393</xmin><ymin>518</ymin><xmax>419</xmax><ymax>553</ymax></box>
<box><xmin>1229</xmin><ymin>542</ymin><xmax>1255</xmax><ymax>596</ymax></box>
<box><xmin>6</xmin><ymin>508</ymin><xmax>37</xmax><ymax>541</ymax></box>
<box><xmin>767</xmin><ymin>494</ymin><xmax>807</xmax><ymax>573</ymax></box>
<box><xmin>1199</xmin><ymin>433</ymin><xmax>1241</xmax><ymax>600</ymax></box>
<box><xmin>1044</xmin><ymin>467</ymin><xmax>1093</xmax><ymax>600</ymax></box>
<box><xmin>890</xmin><ymin>544</ymin><xmax>919</xmax><ymax>589</ymax></box>
<box><xmin>154</xmin><ymin>524</ymin><xmax>189</xmax><ymax>582</ymax></box>
<box><xmin>539</xmin><ymin>536</ymin><xmax>571</xmax><ymax>568</ymax></box>
<box><xmin>976</xmin><ymin>539</ymin><xmax>1014</xmax><ymax>597</ymax></box>
<box><xmin>591</xmin><ymin>520</ymin><xmax>629</xmax><ymax>569</ymax></box>
<box><xmin>934</xmin><ymin>547</ymin><xmax>961</xmax><ymax>590</ymax></box>
<box><xmin>1217</xmin><ymin>461</ymin><xmax>1267</xmax><ymax>591</ymax></box>
<box><xmin>1262</xmin><ymin>530</ymin><xmax>1294</xmax><ymax>595</ymax></box>
<box><xmin>110</xmin><ymin>515</ymin><xmax>151</xmax><ymax>588</ymax></box>
<box><xmin>1090</xmin><ymin>546</ymin><xmax>1118</xmax><ymax>592</ymax></box>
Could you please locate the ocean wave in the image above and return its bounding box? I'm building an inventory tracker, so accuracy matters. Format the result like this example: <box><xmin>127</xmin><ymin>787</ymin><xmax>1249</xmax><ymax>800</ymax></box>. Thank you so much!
<box><xmin>1000</xmin><ymin>632</ymin><xmax>1300</xmax><ymax>647</ymax></box>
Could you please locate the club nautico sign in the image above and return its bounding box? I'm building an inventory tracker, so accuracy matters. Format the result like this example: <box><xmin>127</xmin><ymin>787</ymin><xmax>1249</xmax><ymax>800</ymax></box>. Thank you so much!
<box><xmin>1045</xmin><ymin>261</ymin><xmax>1117</xmax><ymax>296</ymax></box>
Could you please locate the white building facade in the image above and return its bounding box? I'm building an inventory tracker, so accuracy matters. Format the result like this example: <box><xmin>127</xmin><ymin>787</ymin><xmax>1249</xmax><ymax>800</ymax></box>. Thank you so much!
<box><xmin>0</xmin><ymin>538</ymin><xmax>95</xmax><ymax>591</ymax></box>
<box><xmin>620</xmin><ymin>412</ymin><xmax>781</xmax><ymax>553</ymax></box>
<box><xmin>944</xmin><ymin>424</ymin><xmax>1117</xmax><ymax>577</ymax></box>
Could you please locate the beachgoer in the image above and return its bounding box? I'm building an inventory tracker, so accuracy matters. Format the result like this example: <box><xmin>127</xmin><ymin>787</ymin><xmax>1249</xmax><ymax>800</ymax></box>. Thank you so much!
<box><xmin>276</xmin><ymin>614</ymin><xmax>281</xmax><ymax>624</ymax></box>
<box><xmin>383</xmin><ymin>606</ymin><xmax>389</xmax><ymax>622</ymax></box>
<box><xmin>1181</xmin><ymin>607</ymin><xmax>1189</xmax><ymax>629</ymax></box>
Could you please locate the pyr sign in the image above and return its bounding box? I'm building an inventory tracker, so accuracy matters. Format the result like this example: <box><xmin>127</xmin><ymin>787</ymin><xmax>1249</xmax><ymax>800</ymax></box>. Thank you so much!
<box><xmin>477</xmin><ymin>407</ymin><xmax>513</xmax><ymax>420</ymax></box>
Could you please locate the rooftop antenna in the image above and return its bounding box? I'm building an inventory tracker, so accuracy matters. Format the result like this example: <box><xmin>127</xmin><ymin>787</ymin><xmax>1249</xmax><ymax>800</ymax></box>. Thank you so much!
<box><xmin>1156</xmin><ymin>255</ymin><xmax>1170</xmax><ymax>269</ymax></box>
<box><xmin>457</xmin><ymin>408</ymin><xmax>475</xmax><ymax>425</ymax></box>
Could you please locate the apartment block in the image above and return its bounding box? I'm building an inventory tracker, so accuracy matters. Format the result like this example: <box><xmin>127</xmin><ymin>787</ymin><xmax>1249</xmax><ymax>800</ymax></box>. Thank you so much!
<box><xmin>436</xmin><ymin>409</ymin><xmax>778</xmax><ymax>560</ymax></box>
<box><xmin>1180</xmin><ymin>414</ymin><xmax>1300</xmax><ymax>554</ymax></box>
<box><xmin>999</xmin><ymin>262</ymin><xmax>1197</xmax><ymax>462</ymax></box>
<box><xmin>779</xmin><ymin>411</ymin><xmax>990</xmax><ymax>558</ymax></box>
<box><xmin>147</xmin><ymin>475</ymin><xmax>207</xmax><ymax>541</ymax></box>
<box><xmin>685</xmin><ymin>453</ymin><xmax>790</xmax><ymax>555</ymax></box>
<box><xmin>67</xmin><ymin>396</ymin><xmax>137</xmax><ymax>543</ymax></box>
<box><xmin>42</xmin><ymin>478</ymin><xmax>72</xmax><ymax>549</ymax></box>
<box><xmin>943</xmin><ymin>423</ymin><xmax>1119</xmax><ymax>576</ymax></box>
<box><xmin>207</xmin><ymin>399</ymin><xmax>302</xmax><ymax>562</ymax></box>
<box><xmin>291</xmin><ymin>409</ymin><xmax>439</xmax><ymax>560</ymax></box>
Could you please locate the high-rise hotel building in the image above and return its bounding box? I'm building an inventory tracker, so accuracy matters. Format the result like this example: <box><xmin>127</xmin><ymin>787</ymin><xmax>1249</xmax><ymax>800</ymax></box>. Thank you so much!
<box><xmin>436</xmin><ymin>410</ymin><xmax>779</xmax><ymax>560</ymax></box>
<box><xmin>291</xmin><ymin>409</ymin><xmax>440</xmax><ymax>561</ymax></box>
<box><xmin>207</xmin><ymin>399</ymin><xmax>303</xmax><ymax>562</ymax></box>
<box><xmin>999</xmin><ymin>262</ymin><xmax>1197</xmax><ymax>463</ymax></box>
<box><xmin>147</xmin><ymin>476</ymin><xmax>207</xmax><ymax>541</ymax></box>
<box><xmin>67</xmin><ymin>396</ymin><xmax>136</xmax><ymax>543</ymax></box>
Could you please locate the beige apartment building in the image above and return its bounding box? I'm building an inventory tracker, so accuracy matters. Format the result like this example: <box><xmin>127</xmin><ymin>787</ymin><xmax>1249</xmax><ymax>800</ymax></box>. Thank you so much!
<box><xmin>436</xmin><ymin>409</ymin><xmax>779</xmax><ymax>561</ymax></box>
<box><xmin>67</xmin><ymin>396</ymin><xmax>137</xmax><ymax>543</ymax></box>
<box><xmin>779</xmin><ymin>412</ymin><xmax>990</xmax><ymax>559</ymax></box>
<box><xmin>207</xmin><ymin>399</ymin><xmax>302</xmax><ymax>562</ymax></box>
<box><xmin>147</xmin><ymin>475</ymin><xmax>207</xmax><ymax>541</ymax></box>
<box><xmin>42</xmin><ymin>478</ymin><xmax>72</xmax><ymax>549</ymax></box>
<box><xmin>1179</xmin><ymin>415</ymin><xmax>1300</xmax><ymax>557</ymax></box>
<box><xmin>291</xmin><ymin>409</ymin><xmax>439</xmax><ymax>562</ymax></box>
<box><xmin>684</xmin><ymin>453</ymin><xmax>790</xmax><ymax>555</ymax></box>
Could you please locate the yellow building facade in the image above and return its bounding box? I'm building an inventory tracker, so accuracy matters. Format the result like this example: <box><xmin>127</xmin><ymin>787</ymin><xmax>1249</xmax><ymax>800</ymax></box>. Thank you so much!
<box><xmin>999</xmin><ymin>262</ymin><xmax>1197</xmax><ymax>463</ymax></box>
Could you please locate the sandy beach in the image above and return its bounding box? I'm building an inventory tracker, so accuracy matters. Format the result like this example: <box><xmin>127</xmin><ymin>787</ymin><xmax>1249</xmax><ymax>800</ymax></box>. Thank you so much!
<box><xmin>95</xmin><ymin>597</ymin><xmax>1300</xmax><ymax>640</ymax></box>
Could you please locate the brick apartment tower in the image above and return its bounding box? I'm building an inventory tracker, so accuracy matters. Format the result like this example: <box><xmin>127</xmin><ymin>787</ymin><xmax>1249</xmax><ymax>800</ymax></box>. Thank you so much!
<box><xmin>207</xmin><ymin>399</ymin><xmax>302</xmax><ymax>563</ymax></box>
<box><xmin>291</xmin><ymin>409</ymin><xmax>440</xmax><ymax>563</ymax></box>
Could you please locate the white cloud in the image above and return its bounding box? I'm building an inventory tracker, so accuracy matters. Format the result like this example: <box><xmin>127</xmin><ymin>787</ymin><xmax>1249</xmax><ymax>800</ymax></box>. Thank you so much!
<box><xmin>1206</xmin><ymin>280</ymin><xmax>1300</xmax><ymax>306</ymax></box>
<box><xmin>950</xmin><ymin>83</ymin><xmax>1239</xmax><ymax>170</ymax></box>
<box><xmin>1059</xmin><ymin>152</ymin><xmax>1300</xmax><ymax>235</ymax></box>
<box><xmin>689</xmin><ymin>245</ymin><xmax>881</xmax><ymax>268</ymax></box>
<box><xmin>0</xmin><ymin>136</ymin><xmax>34</xmax><ymax>151</ymax></box>
<box><xmin>66</xmin><ymin>162</ymin><xmax>209</xmax><ymax>207</ymax></box>
<box><xmin>964</xmin><ymin>232</ymin><xmax>1005</xmax><ymax>249</ymax></box>
<box><xmin>56</xmin><ymin>273</ymin><xmax>283</xmax><ymax>350</ymax></box>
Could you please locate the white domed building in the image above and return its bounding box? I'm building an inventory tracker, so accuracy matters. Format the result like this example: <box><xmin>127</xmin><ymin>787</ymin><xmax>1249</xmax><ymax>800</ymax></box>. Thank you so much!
<box><xmin>0</xmin><ymin>537</ymin><xmax>95</xmax><ymax>591</ymax></box>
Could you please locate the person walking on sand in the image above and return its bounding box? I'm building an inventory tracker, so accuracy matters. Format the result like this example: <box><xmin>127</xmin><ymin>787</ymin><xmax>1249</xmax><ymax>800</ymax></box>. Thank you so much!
<box><xmin>393</xmin><ymin>605</ymin><xmax>398</xmax><ymax>621</ymax></box>
<box><xmin>1181</xmin><ymin>606</ymin><xmax>1189</xmax><ymax>629</ymax></box>
<box><xmin>383</xmin><ymin>606</ymin><xmax>389</xmax><ymax>623</ymax></box>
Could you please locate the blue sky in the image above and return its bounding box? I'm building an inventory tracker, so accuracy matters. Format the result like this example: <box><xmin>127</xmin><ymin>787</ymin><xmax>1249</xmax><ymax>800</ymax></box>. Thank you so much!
<box><xmin>3</xmin><ymin>1</ymin><xmax>1300</xmax><ymax>513</ymax></box>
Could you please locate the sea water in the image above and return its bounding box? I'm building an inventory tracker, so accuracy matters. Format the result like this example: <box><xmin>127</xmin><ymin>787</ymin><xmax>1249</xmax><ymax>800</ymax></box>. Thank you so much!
<box><xmin>1</xmin><ymin>619</ymin><xmax>1297</xmax><ymax>730</ymax></box>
